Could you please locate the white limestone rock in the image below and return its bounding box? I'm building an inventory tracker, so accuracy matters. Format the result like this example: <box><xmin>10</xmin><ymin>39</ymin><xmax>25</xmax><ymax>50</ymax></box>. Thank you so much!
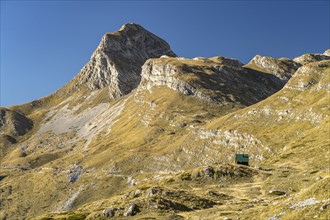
<box><xmin>139</xmin><ymin>58</ymin><xmax>209</xmax><ymax>101</ymax></box>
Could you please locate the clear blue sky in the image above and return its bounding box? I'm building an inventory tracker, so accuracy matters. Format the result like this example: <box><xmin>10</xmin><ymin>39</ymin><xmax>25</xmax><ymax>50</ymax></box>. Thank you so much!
<box><xmin>1</xmin><ymin>0</ymin><xmax>329</xmax><ymax>107</ymax></box>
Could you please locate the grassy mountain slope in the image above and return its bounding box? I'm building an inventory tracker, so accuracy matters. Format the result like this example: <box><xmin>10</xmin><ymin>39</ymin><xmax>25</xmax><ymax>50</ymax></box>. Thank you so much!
<box><xmin>0</xmin><ymin>23</ymin><xmax>329</xmax><ymax>219</ymax></box>
<box><xmin>1</xmin><ymin>60</ymin><xmax>328</xmax><ymax>220</ymax></box>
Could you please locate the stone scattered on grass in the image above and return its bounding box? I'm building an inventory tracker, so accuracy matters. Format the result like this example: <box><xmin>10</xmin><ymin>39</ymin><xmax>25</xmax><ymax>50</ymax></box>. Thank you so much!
<box><xmin>62</xmin><ymin>187</ymin><xmax>82</xmax><ymax>211</ymax></box>
<box><xmin>124</xmin><ymin>203</ymin><xmax>139</xmax><ymax>216</ymax></box>
<box><xmin>68</xmin><ymin>164</ymin><xmax>83</xmax><ymax>183</ymax></box>
<box><xmin>204</xmin><ymin>166</ymin><xmax>215</xmax><ymax>177</ymax></box>
<box><xmin>147</xmin><ymin>187</ymin><xmax>159</xmax><ymax>197</ymax></box>
<box><xmin>19</xmin><ymin>151</ymin><xmax>27</xmax><ymax>157</ymax></box>
<box><xmin>290</xmin><ymin>198</ymin><xmax>324</xmax><ymax>209</ymax></box>
<box><xmin>268</xmin><ymin>190</ymin><xmax>286</xmax><ymax>196</ymax></box>
<box><xmin>320</xmin><ymin>203</ymin><xmax>330</xmax><ymax>210</ymax></box>
<box><xmin>102</xmin><ymin>207</ymin><xmax>116</xmax><ymax>217</ymax></box>
<box><xmin>316</xmin><ymin>176</ymin><xmax>323</xmax><ymax>181</ymax></box>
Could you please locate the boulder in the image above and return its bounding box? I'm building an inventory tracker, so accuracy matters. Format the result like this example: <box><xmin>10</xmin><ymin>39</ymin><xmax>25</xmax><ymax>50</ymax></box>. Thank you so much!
<box><xmin>102</xmin><ymin>207</ymin><xmax>116</xmax><ymax>217</ymax></box>
<box><xmin>268</xmin><ymin>190</ymin><xmax>286</xmax><ymax>196</ymax></box>
<box><xmin>124</xmin><ymin>203</ymin><xmax>139</xmax><ymax>216</ymax></box>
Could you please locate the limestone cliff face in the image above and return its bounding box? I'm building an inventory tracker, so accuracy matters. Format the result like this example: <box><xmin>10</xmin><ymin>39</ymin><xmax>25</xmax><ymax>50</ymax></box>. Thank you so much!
<box><xmin>66</xmin><ymin>23</ymin><xmax>176</xmax><ymax>97</ymax></box>
<box><xmin>138</xmin><ymin>56</ymin><xmax>283</xmax><ymax>105</ymax></box>
<box><xmin>246</xmin><ymin>55</ymin><xmax>301</xmax><ymax>83</ymax></box>
<box><xmin>139</xmin><ymin>57</ymin><xmax>204</xmax><ymax>99</ymax></box>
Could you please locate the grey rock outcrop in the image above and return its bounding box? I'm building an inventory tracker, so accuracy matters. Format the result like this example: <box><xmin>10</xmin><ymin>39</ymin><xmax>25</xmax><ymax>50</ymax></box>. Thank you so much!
<box><xmin>124</xmin><ymin>203</ymin><xmax>139</xmax><ymax>216</ymax></box>
<box><xmin>247</xmin><ymin>55</ymin><xmax>301</xmax><ymax>83</ymax></box>
<box><xmin>62</xmin><ymin>187</ymin><xmax>82</xmax><ymax>211</ymax></box>
<box><xmin>204</xmin><ymin>166</ymin><xmax>215</xmax><ymax>177</ymax></box>
<box><xmin>268</xmin><ymin>189</ymin><xmax>286</xmax><ymax>196</ymax></box>
<box><xmin>67</xmin><ymin>164</ymin><xmax>83</xmax><ymax>183</ymax></box>
<box><xmin>139</xmin><ymin>58</ymin><xmax>208</xmax><ymax>100</ymax></box>
<box><xmin>103</xmin><ymin>207</ymin><xmax>116</xmax><ymax>217</ymax></box>
<box><xmin>293</xmin><ymin>53</ymin><xmax>330</xmax><ymax>65</ymax></box>
<box><xmin>67</xmin><ymin>23</ymin><xmax>176</xmax><ymax>97</ymax></box>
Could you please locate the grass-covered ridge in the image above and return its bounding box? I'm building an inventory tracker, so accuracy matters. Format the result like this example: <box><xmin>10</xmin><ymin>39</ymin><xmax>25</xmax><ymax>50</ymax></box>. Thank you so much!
<box><xmin>1</xmin><ymin>48</ymin><xmax>329</xmax><ymax>219</ymax></box>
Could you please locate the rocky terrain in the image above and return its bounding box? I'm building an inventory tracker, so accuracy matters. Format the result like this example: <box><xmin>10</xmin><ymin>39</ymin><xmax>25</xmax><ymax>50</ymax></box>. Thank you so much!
<box><xmin>65</xmin><ymin>23</ymin><xmax>176</xmax><ymax>95</ymax></box>
<box><xmin>139</xmin><ymin>56</ymin><xmax>282</xmax><ymax>104</ymax></box>
<box><xmin>0</xmin><ymin>23</ymin><xmax>329</xmax><ymax>220</ymax></box>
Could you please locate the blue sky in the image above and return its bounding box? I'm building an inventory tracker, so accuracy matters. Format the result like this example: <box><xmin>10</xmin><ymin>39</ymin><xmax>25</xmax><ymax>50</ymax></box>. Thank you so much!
<box><xmin>1</xmin><ymin>0</ymin><xmax>329</xmax><ymax>107</ymax></box>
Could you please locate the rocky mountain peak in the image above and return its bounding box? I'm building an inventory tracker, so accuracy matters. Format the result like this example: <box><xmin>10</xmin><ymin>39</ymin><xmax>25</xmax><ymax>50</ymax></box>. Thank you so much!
<box><xmin>66</xmin><ymin>23</ymin><xmax>176</xmax><ymax>96</ymax></box>
<box><xmin>95</xmin><ymin>23</ymin><xmax>173</xmax><ymax>55</ymax></box>
<box><xmin>118</xmin><ymin>22</ymin><xmax>145</xmax><ymax>32</ymax></box>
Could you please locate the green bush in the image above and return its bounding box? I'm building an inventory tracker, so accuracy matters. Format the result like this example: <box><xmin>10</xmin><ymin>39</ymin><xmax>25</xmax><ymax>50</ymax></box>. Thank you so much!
<box><xmin>180</xmin><ymin>172</ymin><xmax>192</xmax><ymax>181</ymax></box>
<box><xmin>66</xmin><ymin>213</ymin><xmax>87</xmax><ymax>220</ymax></box>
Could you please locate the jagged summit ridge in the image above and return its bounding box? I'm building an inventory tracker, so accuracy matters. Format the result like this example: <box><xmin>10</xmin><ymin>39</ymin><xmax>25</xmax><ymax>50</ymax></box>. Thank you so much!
<box><xmin>94</xmin><ymin>23</ymin><xmax>175</xmax><ymax>57</ymax></box>
<box><xmin>67</xmin><ymin>23</ymin><xmax>176</xmax><ymax>97</ymax></box>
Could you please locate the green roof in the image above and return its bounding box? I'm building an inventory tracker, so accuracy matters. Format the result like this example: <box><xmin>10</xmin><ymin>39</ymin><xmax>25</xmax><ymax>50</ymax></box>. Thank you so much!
<box><xmin>235</xmin><ymin>154</ymin><xmax>249</xmax><ymax>162</ymax></box>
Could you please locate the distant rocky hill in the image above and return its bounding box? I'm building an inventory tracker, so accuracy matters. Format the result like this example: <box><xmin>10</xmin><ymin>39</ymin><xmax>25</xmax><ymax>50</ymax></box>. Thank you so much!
<box><xmin>0</xmin><ymin>23</ymin><xmax>329</xmax><ymax>220</ymax></box>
